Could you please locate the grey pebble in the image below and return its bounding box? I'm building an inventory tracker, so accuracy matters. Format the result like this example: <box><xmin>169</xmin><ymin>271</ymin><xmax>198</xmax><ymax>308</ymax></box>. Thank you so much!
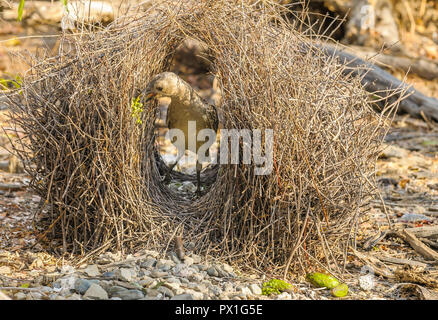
<box><xmin>83</xmin><ymin>265</ymin><xmax>100</xmax><ymax>277</ymax></box>
<box><xmin>150</xmin><ymin>270</ymin><xmax>168</xmax><ymax>278</ymax></box>
<box><xmin>157</xmin><ymin>286</ymin><xmax>174</xmax><ymax>298</ymax></box>
<box><xmin>207</xmin><ymin>267</ymin><xmax>219</xmax><ymax>277</ymax></box>
<box><xmin>171</xmin><ymin>293</ymin><xmax>194</xmax><ymax>300</ymax></box>
<box><xmin>83</xmin><ymin>284</ymin><xmax>108</xmax><ymax>300</ymax></box>
<box><xmin>112</xmin><ymin>289</ymin><xmax>144</xmax><ymax>300</ymax></box>
<box><xmin>117</xmin><ymin>268</ymin><xmax>135</xmax><ymax>282</ymax></box>
<box><xmin>107</xmin><ymin>285</ymin><xmax>129</xmax><ymax>296</ymax></box>
<box><xmin>140</xmin><ymin>258</ymin><xmax>156</xmax><ymax>269</ymax></box>
<box><xmin>14</xmin><ymin>292</ymin><xmax>27</xmax><ymax>300</ymax></box>
<box><xmin>74</xmin><ymin>278</ymin><xmax>93</xmax><ymax>295</ymax></box>
<box><xmin>102</xmin><ymin>271</ymin><xmax>116</xmax><ymax>279</ymax></box>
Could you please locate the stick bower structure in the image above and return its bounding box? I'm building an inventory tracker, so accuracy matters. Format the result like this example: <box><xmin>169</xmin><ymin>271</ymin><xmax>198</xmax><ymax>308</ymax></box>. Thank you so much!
<box><xmin>5</xmin><ymin>1</ymin><xmax>400</xmax><ymax>277</ymax></box>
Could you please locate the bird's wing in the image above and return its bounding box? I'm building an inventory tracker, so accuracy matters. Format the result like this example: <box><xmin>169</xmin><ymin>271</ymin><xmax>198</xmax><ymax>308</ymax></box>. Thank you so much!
<box><xmin>206</xmin><ymin>103</ymin><xmax>219</xmax><ymax>132</ymax></box>
<box><xmin>199</xmin><ymin>95</ymin><xmax>218</xmax><ymax>132</ymax></box>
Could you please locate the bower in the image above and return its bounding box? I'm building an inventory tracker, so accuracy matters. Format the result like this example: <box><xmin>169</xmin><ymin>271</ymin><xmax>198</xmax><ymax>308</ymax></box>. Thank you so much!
<box><xmin>6</xmin><ymin>0</ymin><xmax>395</xmax><ymax>278</ymax></box>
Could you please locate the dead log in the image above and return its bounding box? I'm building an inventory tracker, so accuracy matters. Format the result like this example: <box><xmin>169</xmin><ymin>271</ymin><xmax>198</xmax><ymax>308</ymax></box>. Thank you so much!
<box><xmin>405</xmin><ymin>225</ymin><xmax>438</xmax><ymax>239</ymax></box>
<box><xmin>389</xmin><ymin>230</ymin><xmax>438</xmax><ymax>262</ymax></box>
<box><xmin>318</xmin><ymin>43</ymin><xmax>438</xmax><ymax>121</ymax></box>
<box><xmin>375</xmin><ymin>255</ymin><xmax>428</xmax><ymax>268</ymax></box>
<box><xmin>345</xmin><ymin>45</ymin><xmax>438</xmax><ymax>80</ymax></box>
<box><xmin>0</xmin><ymin>183</ymin><xmax>25</xmax><ymax>191</ymax></box>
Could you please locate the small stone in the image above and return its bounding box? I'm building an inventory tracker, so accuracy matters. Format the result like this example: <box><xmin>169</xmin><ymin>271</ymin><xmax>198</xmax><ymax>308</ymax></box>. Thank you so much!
<box><xmin>84</xmin><ymin>265</ymin><xmax>100</xmax><ymax>277</ymax></box>
<box><xmin>157</xmin><ymin>259</ymin><xmax>174</xmax><ymax>272</ymax></box>
<box><xmin>138</xmin><ymin>269</ymin><xmax>149</xmax><ymax>277</ymax></box>
<box><xmin>27</xmin><ymin>292</ymin><xmax>43</xmax><ymax>300</ymax></box>
<box><xmin>110</xmin><ymin>297</ymin><xmax>122</xmax><ymax>300</ymax></box>
<box><xmin>74</xmin><ymin>279</ymin><xmax>93</xmax><ymax>295</ymax></box>
<box><xmin>215</xmin><ymin>266</ymin><xmax>229</xmax><ymax>278</ymax></box>
<box><xmin>193</xmin><ymin>264</ymin><xmax>208</xmax><ymax>271</ymax></box>
<box><xmin>207</xmin><ymin>267</ymin><xmax>219</xmax><ymax>277</ymax></box>
<box><xmin>14</xmin><ymin>292</ymin><xmax>27</xmax><ymax>300</ymax></box>
<box><xmin>66</xmin><ymin>293</ymin><xmax>82</xmax><ymax>300</ymax></box>
<box><xmin>189</xmin><ymin>272</ymin><xmax>205</xmax><ymax>282</ymax></box>
<box><xmin>53</xmin><ymin>275</ymin><xmax>77</xmax><ymax>294</ymax></box>
<box><xmin>195</xmin><ymin>283</ymin><xmax>207</xmax><ymax>292</ymax></box>
<box><xmin>164</xmin><ymin>282</ymin><xmax>180</xmax><ymax>292</ymax></box>
<box><xmin>208</xmin><ymin>285</ymin><xmax>222</xmax><ymax>296</ymax></box>
<box><xmin>249</xmin><ymin>284</ymin><xmax>262</xmax><ymax>295</ymax></box>
<box><xmin>223</xmin><ymin>283</ymin><xmax>234</xmax><ymax>293</ymax></box>
<box><xmin>102</xmin><ymin>271</ymin><xmax>116</xmax><ymax>279</ymax></box>
<box><xmin>118</xmin><ymin>268</ymin><xmax>134</xmax><ymax>282</ymax></box>
<box><xmin>240</xmin><ymin>286</ymin><xmax>252</xmax><ymax>296</ymax></box>
<box><xmin>276</xmin><ymin>292</ymin><xmax>291</xmax><ymax>300</ymax></box>
<box><xmin>146</xmin><ymin>289</ymin><xmax>161</xmax><ymax>297</ymax></box>
<box><xmin>171</xmin><ymin>293</ymin><xmax>194</xmax><ymax>300</ymax></box>
<box><xmin>83</xmin><ymin>284</ymin><xmax>108</xmax><ymax>300</ymax></box>
<box><xmin>97</xmin><ymin>280</ymin><xmax>112</xmax><ymax>291</ymax></box>
<box><xmin>60</xmin><ymin>265</ymin><xmax>75</xmax><ymax>274</ymax></box>
<box><xmin>186</xmin><ymin>290</ymin><xmax>203</xmax><ymax>300</ymax></box>
<box><xmin>112</xmin><ymin>280</ymin><xmax>142</xmax><ymax>290</ymax></box>
<box><xmin>359</xmin><ymin>274</ymin><xmax>375</xmax><ymax>291</ymax></box>
<box><xmin>169</xmin><ymin>252</ymin><xmax>181</xmax><ymax>264</ymax></box>
<box><xmin>112</xmin><ymin>289</ymin><xmax>144</xmax><ymax>300</ymax></box>
<box><xmin>158</xmin><ymin>286</ymin><xmax>174</xmax><ymax>298</ymax></box>
<box><xmin>222</xmin><ymin>263</ymin><xmax>234</xmax><ymax>273</ymax></box>
<box><xmin>40</xmin><ymin>286</ymin><xmax>52</xmax><ymax>293</ymax></box>
<box><xmin>191</xmin><ymin>254</ymin><xmax>202</xmax><ymax>264</ymax></box>
<box><xmin>49</xmin><ymin>293</ymin><xmax>59</xmax><ymax>300</ymax></box>
<box><xmin>165</xmin><ymin>277</ymin><xmax>181</xmax><ymax>284</ymax></box>
<box><xmin>140</xmin><ymin>258</ymin><xmax>156</xmax><ymax>269</ymax></box>
<box><xmin>150</xmin><ymin>270</ymin><xmax>168</xmax><ymax>278</ymax></box>
<box><xmin>107</xmin><ymin>286</ymin><xmax>128</xmax><ymax>296</ymax></box>
<box><xmin>139</xmin><ymin>277</ymin><xmax>156</xmax><ymax>288</ymax></box>
<box><xmin>183</xmin><ymin>257</ymin><xmax>194</xmax><ymax>266</ymax></box>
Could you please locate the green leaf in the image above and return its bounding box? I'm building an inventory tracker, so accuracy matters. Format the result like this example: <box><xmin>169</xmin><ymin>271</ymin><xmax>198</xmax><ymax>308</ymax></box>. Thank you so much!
<box><xmin>61</xmin><ymin>0</ymin><xmax>69</xmax><ymax>12</ymax></box>
<box><xmin>18</xmin><ymin>0</ymin><xmax>25</xmax><ymax>22</ymax></box>
<box><xmin>20</xmin><ymin>283</ymin><xmax>30</xmax><ymax>288</ymax></box>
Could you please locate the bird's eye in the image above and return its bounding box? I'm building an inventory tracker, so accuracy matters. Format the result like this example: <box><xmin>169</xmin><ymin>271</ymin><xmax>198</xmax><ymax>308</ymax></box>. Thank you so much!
<box><xmin>156</xmin><ymin>86</ymin><xmax>163</xmax><ymax>91</ymax></box>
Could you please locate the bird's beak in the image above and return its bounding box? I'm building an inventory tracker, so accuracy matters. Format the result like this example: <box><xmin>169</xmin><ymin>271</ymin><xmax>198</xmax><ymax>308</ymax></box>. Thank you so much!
<box><xmin>145</xmin><ymin>92</ymin><xmax>156</xmax><ymax>102</ymax></box>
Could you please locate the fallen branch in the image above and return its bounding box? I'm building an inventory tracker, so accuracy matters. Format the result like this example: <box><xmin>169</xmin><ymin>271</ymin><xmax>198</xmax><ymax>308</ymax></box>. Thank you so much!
<box><xmin>319</xmin><ymin>43</ymin><xmax>438</xmax><ymax>121</ymax></box>
<box><xmin>375</xmin><ymin>255</ymin><xmax>428</xmax><ymax>269</ymax></box>
<box><xmin>421</xmin><ymin>238</ymin><xmax>438</xmax><ymax>250</ymax></box>
<box><xmin>405</xmin><ymin>226</ymin><xmax>438</xmax><ymax>239</ymax></box>
<box><xmin>0</xmin><ymin>183</ymin><xmax>25</xmax><ymax>191</ymax></box>
<box><xmin>352</xmin><ymin>248</ymin><xmax>395</xmax><ymax>279</ymax></box>
<box><xmin>389</xmin><ymin>230</ymin><xmax>438</xmax><ymax>262</ymax></box>
<box><xmin>347</xmin><ymin>45</ymin><xmax>438</xmax><ymax>80</ymax></box>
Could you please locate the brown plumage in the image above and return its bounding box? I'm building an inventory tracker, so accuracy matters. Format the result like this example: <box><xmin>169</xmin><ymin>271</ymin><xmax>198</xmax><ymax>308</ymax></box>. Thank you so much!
<box><xmin>145</xmin><ymin>72</ymin><xmax>218</xmax><ymax>195</ymax></box>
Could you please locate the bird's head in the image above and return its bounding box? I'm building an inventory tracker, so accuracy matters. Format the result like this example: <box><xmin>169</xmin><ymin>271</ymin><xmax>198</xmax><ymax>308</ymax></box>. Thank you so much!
<box><xmin>145</xmin><ymin>72</ymin><xmax>181</xmax><ymax>102</ymax></box>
